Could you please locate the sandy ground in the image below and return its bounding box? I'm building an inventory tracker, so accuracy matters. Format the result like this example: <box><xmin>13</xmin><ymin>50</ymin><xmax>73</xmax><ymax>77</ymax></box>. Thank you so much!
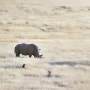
<box><xmin>0</xmin><ymin>0</ymin><xmax>90</xmax><ymax>90</ymax></box>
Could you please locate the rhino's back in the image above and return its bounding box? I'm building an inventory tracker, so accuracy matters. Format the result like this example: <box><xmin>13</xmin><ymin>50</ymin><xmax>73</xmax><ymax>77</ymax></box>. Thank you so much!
<box><xmin>19</xmin><ymin>44</ymin><xmax>36</xmax><ymax>55</ymax></box>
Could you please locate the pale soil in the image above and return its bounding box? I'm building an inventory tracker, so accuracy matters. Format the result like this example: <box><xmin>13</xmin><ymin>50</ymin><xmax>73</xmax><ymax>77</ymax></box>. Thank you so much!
<box><xmin>0</xmin><ymin>0</ymin><xmax>90</xmax><ymax>90</ymax></box>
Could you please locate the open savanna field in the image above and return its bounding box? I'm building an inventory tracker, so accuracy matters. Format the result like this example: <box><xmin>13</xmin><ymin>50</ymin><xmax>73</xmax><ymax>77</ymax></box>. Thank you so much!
<box><xmin>0</xmin><ymin>0</ymin><xmax>90</xmax><ymax>90</ymax></box>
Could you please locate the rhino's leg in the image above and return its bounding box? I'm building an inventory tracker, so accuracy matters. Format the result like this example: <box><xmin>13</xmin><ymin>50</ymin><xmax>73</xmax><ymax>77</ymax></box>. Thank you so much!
<box><xmin>34</xmin><ymin>55</ymin><xmax>40</xmax><ymax>58</ymax></box>
<box><xmin>16</xmin><ymin>52</ymin><xmax>20</xmax><ymax>57</ymax></box>
<box><xmin>29</xmin><ymin>55</ymin><xmax>32</xmax><ymax>58</ymax></box>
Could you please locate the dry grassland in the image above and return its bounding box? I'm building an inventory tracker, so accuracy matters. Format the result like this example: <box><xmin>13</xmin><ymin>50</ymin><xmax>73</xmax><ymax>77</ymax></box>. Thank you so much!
<box><xmin>0</xmin><ymin>0</ymin><xmax>90</xmax><ymax>90</ymax></box>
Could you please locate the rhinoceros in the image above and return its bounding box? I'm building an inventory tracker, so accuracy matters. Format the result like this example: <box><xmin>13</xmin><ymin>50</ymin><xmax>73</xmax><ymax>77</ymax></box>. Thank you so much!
<box><xmin>14</xmin><ymin>43</ymin><xmax>43</xmax><ymax>58</ymax></box>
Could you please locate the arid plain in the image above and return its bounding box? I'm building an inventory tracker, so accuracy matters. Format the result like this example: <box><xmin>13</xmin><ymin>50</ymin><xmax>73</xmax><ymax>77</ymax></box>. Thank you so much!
<box><xmin>0</xmin><ymin>0</ymin><xmax>90</xmax><ymax>90</ymax></box>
